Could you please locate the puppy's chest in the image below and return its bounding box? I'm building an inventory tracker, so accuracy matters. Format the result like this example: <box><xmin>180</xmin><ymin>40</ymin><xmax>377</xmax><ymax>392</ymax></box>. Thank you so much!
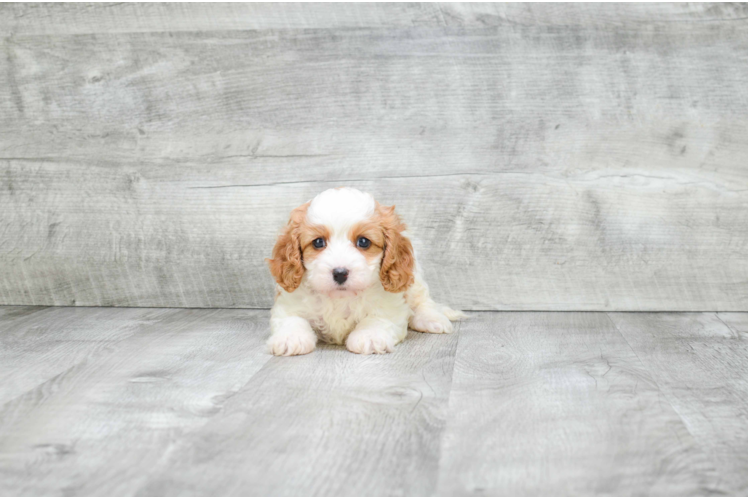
<box><xmin>307</xmin><ymin>300</ymin><xmax>362</xmax><ymax>344</ymax></box>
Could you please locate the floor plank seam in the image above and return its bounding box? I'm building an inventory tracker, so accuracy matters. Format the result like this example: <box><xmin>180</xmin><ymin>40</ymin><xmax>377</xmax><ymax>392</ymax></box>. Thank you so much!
<box><xmin>605</xmin><ymin>312</ymin><xmax>729</xmax><ymax>495</ymax></box>
<box><xmin>714</xmin><ymin>312</ymin><xmax>741</xmax><ymax>338</ymax></box>
<box><xmin>0</xmin><ymin>361</ymin><xmax>83</xmax><ymax>423</ymax></box>
<box><xmin>431</xmin><ymin>317</ymin><xmax>464</xmax><ymax>496</ymax></box>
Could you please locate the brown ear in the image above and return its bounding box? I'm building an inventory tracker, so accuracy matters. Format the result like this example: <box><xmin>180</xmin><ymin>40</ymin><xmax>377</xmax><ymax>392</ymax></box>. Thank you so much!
<box><xmin>266</xmin><ymin>202</ymin><xmax>309</xmax><ymax>293</ymax></box>
<box><xmin>378</xmin><ymin>204</ymin><xmax>415</xmax><ymax>293</ymax></box>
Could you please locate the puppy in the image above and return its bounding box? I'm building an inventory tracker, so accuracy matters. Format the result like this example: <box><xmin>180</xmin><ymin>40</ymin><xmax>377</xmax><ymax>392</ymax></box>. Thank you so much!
<box><xmin>266</xmin><ymin>187</ymin><xmax>465</xmax><ymax>356</ymax></box>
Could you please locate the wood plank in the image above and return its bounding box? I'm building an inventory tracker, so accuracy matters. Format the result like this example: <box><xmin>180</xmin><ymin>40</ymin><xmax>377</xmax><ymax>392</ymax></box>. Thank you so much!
<box><xmin>1</xmin><ymin>3</ymin><xmax>745</xmax><ymax>35</ymax></box>
<box><xmin>436</xmin><ymin>312</ymin><xmax>721</xmax><ymax>495</ymax></box>
<box><xmin>2</xmin><ymin>20</ymin><xmax>747</xmax><ymax>310</ymax></box>
<box><xmin>137</xmin><ymin>328</ymin><xmax>459</xmax><ymax>496</ymax></box>
<box><xmin>4</xmin><ymin>25</ymin><xmax>748</xmax><ymax>169</ymax></box>
<box><xmin>0</xmin><ymin>305</ymin><xmax>45</xmax><ymax>322</ymax></box>
<box><xmin>0</xmin><ymin>306</ymin><xmax>180</xmax><ymax>405</ymax></box>
<box><xmin>2</xmin><ymin>165</ymin><xmax>745</xmax><ymax>311</ymax></box>
<box><xmin>609</xmin><ymin>312</ymin><xmax>748</xmax><ymax>495</ymax></box>
<box><xmin>0</xmin><ymin>308</ymin><xmax>272</xmax><ymax>496</ymax></box>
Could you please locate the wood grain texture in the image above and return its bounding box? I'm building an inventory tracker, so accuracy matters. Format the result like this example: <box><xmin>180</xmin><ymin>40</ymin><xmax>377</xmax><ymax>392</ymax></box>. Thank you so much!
<box><xmin>0</xmin><ymin>306</ymin><xmax>176</xmax><ymax>405</ymax></box>
<box><xmin>138</xmin><ymin>328</ymin><xmax>459</xmax><ymax>496</ymax></box>
<box><xmin>0</xmin><ymin>307</ymin><xmax>272</xmax><ymax>495</ymax></box>
<box><xmin>2</xmin><ymin>3</ymin><xmax>747</xmax><ymax>35</ymax></box>
<box><xmin>609</xmin><ymin>312</ymin><xmax>748</xmax><ymax>495</ymax></box>
<box><xmin>0</xmin><ymin>305</ymin><xmax>45</xmax><ymax>322</ymax></box>
<box><xmin>0</xmin><ymin>305</ymin><xmax>458</xmax><ymax>496</ymax></box>
<box><xmin>3</xmin><ymin>307</ymin><xmax>748</xmax><ymax>495</ymax></box>
<box><xmin>1</xmin><ymin>4</ymin><xmax>747</xmax><ymax>310</ymax></box>
<box><xmin>436</xmin><ymin>312</ymin><xmax>721</xmax><ymax>495</ymax></box>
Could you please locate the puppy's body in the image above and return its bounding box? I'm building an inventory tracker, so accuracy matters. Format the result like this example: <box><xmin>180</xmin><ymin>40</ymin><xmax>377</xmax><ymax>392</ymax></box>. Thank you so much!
<box><xmin>267</xmin><ymin>188</ymin><xmax>464</xmax><ymax>356</ymax></box>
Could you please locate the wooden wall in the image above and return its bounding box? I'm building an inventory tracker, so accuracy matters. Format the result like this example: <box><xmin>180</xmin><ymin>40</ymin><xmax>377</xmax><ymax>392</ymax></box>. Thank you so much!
<box><xmin>1</xmin><ymin>3</ymin><xmax>747</xmax><ymax>311</ymax></box>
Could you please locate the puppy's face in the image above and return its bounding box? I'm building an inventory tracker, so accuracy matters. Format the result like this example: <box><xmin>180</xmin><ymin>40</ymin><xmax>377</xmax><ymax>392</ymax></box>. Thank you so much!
<box><xmin>267</xmin><ymin>188</ymin><xmax>414</xmax><ymax>296</ymax></box>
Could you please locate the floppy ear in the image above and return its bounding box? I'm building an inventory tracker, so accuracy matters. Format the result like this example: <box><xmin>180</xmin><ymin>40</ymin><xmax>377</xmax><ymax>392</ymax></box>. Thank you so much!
<box><xmin>378</xmin><ymin>204</ymin><xmax>415</xmax><ymax>293</ymax></box>
<box><xmin>266</xmin><ymin>202</ymin><xmax>310</xmax><ymax>293</ymax></box>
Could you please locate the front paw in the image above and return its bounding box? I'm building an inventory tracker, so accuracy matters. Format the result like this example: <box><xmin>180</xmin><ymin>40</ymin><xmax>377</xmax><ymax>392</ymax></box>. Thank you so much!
<box><xmin>267</xmin><ymin>327</ymin><xmax>317</xmax><ymax>356</ymax></box>
<box><xmin>410</xmin><ymin>306</ymin><xmax>454</xmax><ymax>334</ymax></box>
<box><xmin>346</xmin><ymin>328</ymin><xmax>396</xmax><ymax>355</ymax></box>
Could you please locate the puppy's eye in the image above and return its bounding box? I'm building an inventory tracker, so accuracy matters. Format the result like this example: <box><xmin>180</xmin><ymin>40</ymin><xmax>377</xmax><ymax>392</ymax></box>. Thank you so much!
<box><xmin>312</xmin><ymin>238</ymin><xmax>326</xmax><ymax>249</ymax></box>
<box><xmin>357</xmin><ymin>236</ymin><xmax>371</xmax><ymax>249</ymax></box>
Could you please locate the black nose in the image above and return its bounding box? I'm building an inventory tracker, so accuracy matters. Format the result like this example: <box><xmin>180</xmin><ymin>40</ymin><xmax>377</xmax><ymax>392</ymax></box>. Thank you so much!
<box><xmin>332</xmin><ymin>268</ymin><xmax>349</xmax><ymax>285</ymax></box>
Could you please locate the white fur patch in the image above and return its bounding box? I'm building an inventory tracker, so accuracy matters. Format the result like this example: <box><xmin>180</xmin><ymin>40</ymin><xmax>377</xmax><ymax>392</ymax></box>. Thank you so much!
<box><xmin>307</xmin><ymin>187</ymin><xmax>375</xmax><ymax>229</ymax></box>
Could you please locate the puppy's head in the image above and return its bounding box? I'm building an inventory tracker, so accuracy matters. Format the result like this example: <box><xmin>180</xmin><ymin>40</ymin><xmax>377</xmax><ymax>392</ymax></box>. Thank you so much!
<box><xmin>267</xmin><ymin>188</ymin><xmax>414</xmax><ymax>296</ymax></box>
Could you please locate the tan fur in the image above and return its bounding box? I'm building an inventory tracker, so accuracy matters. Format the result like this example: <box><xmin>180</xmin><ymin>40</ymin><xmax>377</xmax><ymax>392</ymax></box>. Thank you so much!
<box><xmin>266</xmin><ymin>202</ymin><xmax>310</xmax><ymax>293</ymax></box>
<box><xmin>300</xmin><ymin>224</ymin><xmax>330</xmax><ymax>265</ymax></box>
<box><xmin>348</xmin><ymin>219</ymin><xmax>385</xmax><ymax>263</ymax></box>
<box><xmin>375</xmin><ymin>203</ymin><xmax>415</xmax><ymax>293</ymax></box>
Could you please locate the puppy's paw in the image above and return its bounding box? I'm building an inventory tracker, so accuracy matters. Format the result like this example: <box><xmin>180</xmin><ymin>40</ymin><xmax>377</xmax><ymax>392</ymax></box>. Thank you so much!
<box><xmin>267</xmin><ymin>327</ymin><xmax>317</xmax><ymax>356</ymax></box>
<box><xmin>410</xmin><ymin>305</ymin><xmax>454</xmax><ymax>334</ymax></box>
<box><xmin>346</xmin><ymin>328</ymin><xmax>396</xmax><ymax>355</ymax></box>
<box><xmin>441</xmin><ymin>307</ymin><xmax>468</xmax><ymax>321</ymax></box>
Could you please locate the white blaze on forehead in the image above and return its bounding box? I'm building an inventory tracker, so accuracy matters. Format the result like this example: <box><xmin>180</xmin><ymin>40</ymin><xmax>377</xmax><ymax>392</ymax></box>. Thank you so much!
<box><xmin>307</xmin><ymin>188</ymin><xmax>376</xmax><ymax>233</ymax></box>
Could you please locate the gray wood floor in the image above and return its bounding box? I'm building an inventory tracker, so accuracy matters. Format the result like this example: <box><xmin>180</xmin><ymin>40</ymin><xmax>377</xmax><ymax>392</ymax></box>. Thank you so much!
<box><xmin>0</xmin><ymin>306</ymin><xmax>746</xmax><ymax>496</ymax></box>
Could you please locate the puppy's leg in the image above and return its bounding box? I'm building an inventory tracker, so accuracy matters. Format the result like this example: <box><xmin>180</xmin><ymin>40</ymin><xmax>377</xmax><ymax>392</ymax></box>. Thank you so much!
<box><xmin>346</xmin><ymin>316</ymin><xmax>408</xmax><ymax>355</ymax></box>
<box><xmin>406</xmin><ymin>265</ymin><xmax>467</xmax><ymax>334</ymax></box>
<box><xmin>268</xmin><ymin>315</ymin><xmax>317</xmax><ymax>356</ymax></box>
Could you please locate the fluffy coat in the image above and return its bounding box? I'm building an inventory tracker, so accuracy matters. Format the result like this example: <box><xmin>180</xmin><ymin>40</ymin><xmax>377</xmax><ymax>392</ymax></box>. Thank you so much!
<box><xmin>266</xmin><ymin>187</ymin><xmax>465</xmax><ymax>356</ymax></box>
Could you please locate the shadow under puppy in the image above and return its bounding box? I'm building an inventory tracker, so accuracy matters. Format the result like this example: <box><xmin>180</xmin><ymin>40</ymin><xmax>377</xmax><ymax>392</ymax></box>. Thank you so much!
<box><xmin>266</xmin><ymin>187</ymin><xmax>465</xmax><ymax>356</ymax></box>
